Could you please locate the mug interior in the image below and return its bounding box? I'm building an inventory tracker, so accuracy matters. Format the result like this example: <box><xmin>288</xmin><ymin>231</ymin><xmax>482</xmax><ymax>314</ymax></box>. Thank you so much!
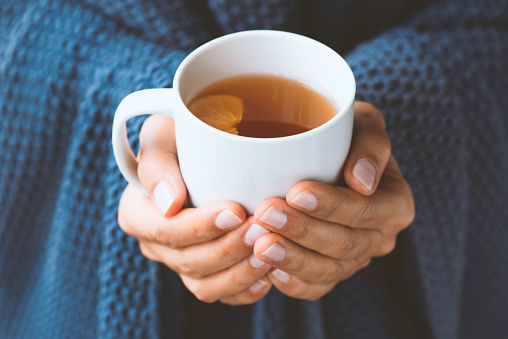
<box><xmin>175</xmin><ymin>30</ymin><xmax>355</xmax><ymax>136</ymax></box>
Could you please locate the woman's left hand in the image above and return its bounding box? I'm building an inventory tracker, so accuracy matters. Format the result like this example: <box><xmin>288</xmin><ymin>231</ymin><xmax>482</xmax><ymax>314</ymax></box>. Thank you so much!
<box><xmin>251</xmin><ymin>102</ymin><xmax>415</xmax><ymax>301</ymax></box>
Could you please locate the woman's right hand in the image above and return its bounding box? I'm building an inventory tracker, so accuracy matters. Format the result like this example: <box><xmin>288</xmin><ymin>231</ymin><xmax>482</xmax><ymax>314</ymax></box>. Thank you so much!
<box><xmin>117</xmin><ymin>115</ymin><xmax>272</xmax><ymax>305</ymax></box>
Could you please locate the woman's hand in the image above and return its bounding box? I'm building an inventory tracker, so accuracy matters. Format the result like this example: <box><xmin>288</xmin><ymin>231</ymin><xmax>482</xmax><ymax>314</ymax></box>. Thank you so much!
<box><xmin>118</xmin><ymin>102</ymin><xmax>414</xmax><ymax>304</ymax></box>
<box><xmin>118</xmin><ymin>115</ymin><xmax>273</xmax><ymax>305</ymax></box>
<box><xmin>251</xmin><ymin>102</ymin><xmax>415</xmax><ymax>300</ymax></box>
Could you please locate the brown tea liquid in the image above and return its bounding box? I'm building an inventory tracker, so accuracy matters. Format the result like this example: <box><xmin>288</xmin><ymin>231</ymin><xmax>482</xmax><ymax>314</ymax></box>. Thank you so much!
<box><xmin>189</xmin><ymin>74</ymin><xmax>337</xmax><ymax>138</ymax></box>
<box><xmin>237</xmin><ymin>121</ymin><xmax>309</xmax><ymax>138</ymax></box>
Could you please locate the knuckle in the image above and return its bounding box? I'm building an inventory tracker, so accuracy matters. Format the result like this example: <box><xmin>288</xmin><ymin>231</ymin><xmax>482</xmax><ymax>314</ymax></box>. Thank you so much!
<box><xmin>175</xmin><ymin>253</ymin><xmax>202</xmax><ymax>278</ymax></box>
<box><xmin>318</xmin><ymin>265</ymin><xmax>342</xmax><ymax>285</ymax></box>
<box><xmin>151</xmin><ymin>225</ymin><xmax>177</xmax><ymax>248</ymax></box>
<box><xmin>191</xmin><ymin>284</ymin><xmax>217</xmax><ymax>303</ymax></box>
<box><xmin>332</xmin><ymin>261</ymin><xmax>345</xmax><ymax>282</ymax></box>
<box><xmin>290</xmin><ymin>254</ymin><xmax>306</xmax><ymax>272</ymax></box>
<box><xmin>138</xmin><ymin>243</ymin><xmax>154</xmax><ymax>261</ymax></box>
<box><xmin>190</xmin><ymin>222</ymin><xmax>206</xmax><ymax>242</ymax></box>
<box><xmin>216</xmin><ymin>238</ymin><xmax>231</xmax><ymax>259</ymax></box>
<box><xmin>335</xmin><ymin>230</ymin><xmax>359</xmax><ymax>258</ymax></box>
<box><xmin>353</xmin><ymin>198</ymin><xmax>376</xmax><ymax>227</ymax></box>
<box><xmin>216</xmin><ymin>239</ymin><xmax>239</xmax><ymax>267</ymax></box>
<box><xmin>318</xmin><ymin>191</ymin><xmax>344</xmax><ymax>220</ymax></box>
<box><xmin>293</xmin><ymin>221</ymin><xmax>311</xmax><ymax>240</ymax></box>
<box><xmin>378</xmin><ymin>238</ymin><xmax>397</xmax><ymax>256</ymax></box>
<box><xmin>230</xmin><ymin>267</ymin><xmax>256</xmax><ymax>288</ymax></box>
<box><xmin>176</xmin><ymin>260</ymin><xmax>198</xmax><ymax>278</ymax></box>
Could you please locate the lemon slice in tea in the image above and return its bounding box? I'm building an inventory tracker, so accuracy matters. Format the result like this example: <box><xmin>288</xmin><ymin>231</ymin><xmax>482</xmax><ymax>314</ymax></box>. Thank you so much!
<box><xmin>188</xmin><ymin>94</ymin><xmax>244</xmax><ymax>135</ymax></box>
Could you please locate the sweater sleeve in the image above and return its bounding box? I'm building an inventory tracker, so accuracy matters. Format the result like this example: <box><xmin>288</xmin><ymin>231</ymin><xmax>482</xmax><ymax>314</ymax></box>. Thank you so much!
<box><xmin>0</xmin><ymin>1</ymin><xmax>207</xmax><ymax>337</ymax></box>
<box><xmin>344</xmin><ymin>1</ymin><xmax>508</xmax><ymax>338</ymax></box>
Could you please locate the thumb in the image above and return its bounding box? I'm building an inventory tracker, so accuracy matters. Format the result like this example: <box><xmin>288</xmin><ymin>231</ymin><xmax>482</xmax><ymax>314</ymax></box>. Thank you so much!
<box><xmin>343</xmin><ymin>102</ymin><xmax>391</xmax><ymax>196</ymax></box>
<box><xmin>137</xmin><ymin>115</ymin><xmax>187</xmax><ymax>217</ymax></box>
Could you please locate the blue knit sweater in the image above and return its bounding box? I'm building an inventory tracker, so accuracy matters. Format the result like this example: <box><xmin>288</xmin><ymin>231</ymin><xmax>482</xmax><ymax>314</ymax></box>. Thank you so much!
<box><xmin>1</xmin><ymin>0</ymin><xmax>507</xmax><ymax>338</ymax></box>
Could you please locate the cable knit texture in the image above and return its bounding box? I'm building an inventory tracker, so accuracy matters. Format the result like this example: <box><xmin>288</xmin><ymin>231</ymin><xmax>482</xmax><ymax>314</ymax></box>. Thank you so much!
<box><xmin>1</xmin><ymin>0</ymin><xmax>507</xmax><ymax>338</ymax></box>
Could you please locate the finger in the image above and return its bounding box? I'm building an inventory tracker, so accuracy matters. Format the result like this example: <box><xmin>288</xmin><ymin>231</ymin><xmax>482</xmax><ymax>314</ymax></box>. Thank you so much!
<box><xmin>343</xmin><ymin>101</ymin><xmax>391</xmax><ymax>195</ymax></box>
<box><xmin>137</xmin><ymin>115</ymin><xmax>186</xmax><ymax>217</ymax></box>
<box><xmin>267</xmin><ymin>269</ymin><xmax>335</xmax><ymax>301</ymax></box>
<box><xmin>118</xmin><ymin>184</ymin><xmax>246</xmax><ymax>248</ymax></box>
<box><xmin>267</xmin><ymin>257</ymin><xmax>373</xmax><ymax>301</ymax></box>
<box><xmin>286</xmin><ymin>159</ymin><xmax>413</xmax><ymax>229</ymax></box>
<box><xmin>253</xmin><ymin>198</ymin><xmax>380</xmax><ymax>259</ymax></box>
<box><xmin>375</xmin><ymin>155</ymin><xmax>416</xmax><ymax>230</ymax></box>
<box><xmin>253</xmin><ymin>233</ymin><xmax>350</xmax><ymax>285</ymax></box>
<box><xmin>286</xmin><ymin>182</ymin><xmax>376</xmax><ymax>228</ymax></box>
<box><xmin>178</xmin><ymin>255</ymin><xmax>272</xmax><ymax>303</ymax></box>
<box><xmin>219</xmin><ymin>278</ymin><xmax>272</xmax><ymax>306</ymax></box>
<box><xmin>137</xmin><ymin>219</ymin><xmax>259</xmax><ymax>278</ymax></box>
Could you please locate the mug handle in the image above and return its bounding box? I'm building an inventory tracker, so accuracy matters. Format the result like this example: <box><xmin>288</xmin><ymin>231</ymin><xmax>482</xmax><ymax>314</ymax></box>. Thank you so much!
<box><xmin>112</xmin><ymin>88</ymin><xmax>176</xmax><ymax>195</ymax></box>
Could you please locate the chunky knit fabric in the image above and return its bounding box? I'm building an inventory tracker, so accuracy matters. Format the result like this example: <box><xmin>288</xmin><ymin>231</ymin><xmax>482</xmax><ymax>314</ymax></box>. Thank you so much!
<box><xmin>1</xmin><ymin>0</ymin><xmax>507</xmax><ymax>338</ymax></box>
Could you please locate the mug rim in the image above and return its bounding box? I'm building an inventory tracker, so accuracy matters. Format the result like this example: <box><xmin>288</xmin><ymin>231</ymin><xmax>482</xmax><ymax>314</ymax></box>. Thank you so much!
<box><xmin>173</xmin><ymin>30</ymin><xmax>356</xmax><ymax>143</ymax></box>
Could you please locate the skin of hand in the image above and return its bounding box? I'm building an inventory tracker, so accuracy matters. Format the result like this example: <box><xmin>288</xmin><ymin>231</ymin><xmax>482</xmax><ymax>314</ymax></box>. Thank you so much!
<box><xmin>118</xmin><ymin>116</ymin><xmax>274</xmax><ymax>305</ymax></box>
<box><xmin>250</xmin><ymin>102</ymin><xmax>415</xmax><ymax>300</ymax></box>
<box><xmin>117</xmin><ymin>101</ymin><xmax>415</xmax><ymax>305</ymax></box>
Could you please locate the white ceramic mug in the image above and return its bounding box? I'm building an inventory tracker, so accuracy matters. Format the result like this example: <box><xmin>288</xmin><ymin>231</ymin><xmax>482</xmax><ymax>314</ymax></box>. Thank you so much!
<box><xmin>112</xmin><ymin>30</ymin><xmax>355</xmax><ymax>214</ymax></box>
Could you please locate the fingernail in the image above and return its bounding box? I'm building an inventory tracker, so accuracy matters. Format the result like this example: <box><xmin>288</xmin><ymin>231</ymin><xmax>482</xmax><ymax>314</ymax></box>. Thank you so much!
<box><xmin>244</xmin><ymin>224</ymin><xmax>270</xmax><ymax>246</ymax></box>
<box><xmin>215</xmin><ymin>210</ymin><xmax>243</xmax><ymax>229</ymax></box>
<box><xmin>260</xmin><ymin>242</ymin><xmax>285</xmax><ymax>261</ymax></box>
<box><xmin>249</xmin><ymin>279</ymin><xmax>269</xmax><ymax>293</ymax></box>
<box><xmin>259</xmin><ymin>206</ymin><xmax>287</xmax><ymax>228</ymax></box>
<box><xmin>249</xmin><ymin>254</ymin><xmax>266</xmax><ymax>268</ymax></box>
<box><xmin>290</xmin><ymin>191</ymin><xmax>317</xmax><ymax>210</ymax></box>
<box><xmin>271</xmin><ymin>269</ymin><xmax>291</xmax><ymax>283</ymax></box>
<box><xmin>353</xmin><ymin>159</ymin><xmax>376</xmax><ymax>191</ymax></box>
<box><xmin>153</xmin><ymin>180</ymin><xmax>176</xmax><ymax>216</ymax></box>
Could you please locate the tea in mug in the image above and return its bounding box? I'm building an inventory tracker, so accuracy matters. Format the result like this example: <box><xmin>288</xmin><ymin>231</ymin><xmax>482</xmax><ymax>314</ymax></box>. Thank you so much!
<box><xmin>187</xmin><ymin>74</ymin><xmax>337</xmax><ymax>138</ymax></box>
